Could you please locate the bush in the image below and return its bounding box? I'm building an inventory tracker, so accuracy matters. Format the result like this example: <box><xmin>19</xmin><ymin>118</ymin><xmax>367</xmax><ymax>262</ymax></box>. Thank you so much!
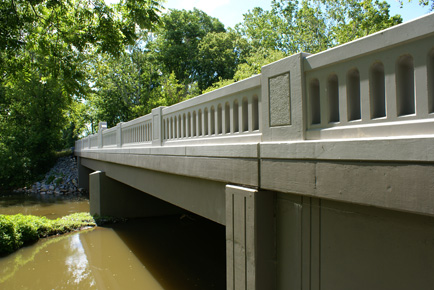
<box><xmin>0</xmin><ymin>215</ymin><xmax>20</xmax><ymax>256</ymax></box>
<box><xmin>12</xmin><ymin>214</ymin><xmax>43</xmax><ymax>245</ymax></box>
<box><xmin>0</xmin><ymin>213</ymin><xmax>96</xmax><ymax>256</ymax></box>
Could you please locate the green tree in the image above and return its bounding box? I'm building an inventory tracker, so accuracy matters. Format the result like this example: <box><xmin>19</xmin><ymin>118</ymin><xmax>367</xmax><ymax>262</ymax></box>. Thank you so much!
<box><xmin>0</xmin><ymin>0</ymin><xmax>162</xmax><ymax>189</ymax></box>
<box><xmin>237</xmin><ymin>0</ymin><xmax>402</xmax><ymax>55</ymax></box>
<box><xmin>91</xmin><ymin>51</ymin><xmax>146</xmax><ymax>128</ymax></box>
<box><xmin>230</xmin><ymin>0</ymin><xmax>402</xmax><ymax>81</ymax></box>
<box><xmin>234</xmin><ymin>48</ymin><xmax>287</xmax><ymax>81</ymax></box>
<box><xmin>197</xmin><ymin>31</ymin><xmax>250</xmax><ymax>90</ymax></box>
<box><xmin>150</xmin><ymin>8</ymin><xmax>226</xmax><ymax>92</ymax></box>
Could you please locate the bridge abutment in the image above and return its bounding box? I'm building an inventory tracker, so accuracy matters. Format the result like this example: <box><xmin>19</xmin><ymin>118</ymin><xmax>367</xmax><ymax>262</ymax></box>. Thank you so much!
<box><xmin>89</xmin><ymin>171</ymin><xmax>183</xmax><ymax>218</ymax></box>
<box><xmin>274</xmin><ymin>192</ymin><xmax>434</xmax><ymax>290</ymax></box>
<box><xmin>225</xmin><ymin>185</ymin><xmax>275</xmax><ymax>290</ymax></box>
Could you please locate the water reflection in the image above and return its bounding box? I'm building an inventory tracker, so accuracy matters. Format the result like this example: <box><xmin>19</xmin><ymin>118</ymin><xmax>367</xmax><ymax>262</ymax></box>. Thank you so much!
<box><xmin>65</xmin><ymin>234</ymin><xmax>94</xmax><ymax>286</ymax></box>
<box><xmin>0</xmin><ymin>227</ymin><xmax>165</xmax><ymax>290</ymax></box>
<box><xmin>0</xmin><ymin>215</ymin><xmax>226</xmax><ymax>289</ymax></box>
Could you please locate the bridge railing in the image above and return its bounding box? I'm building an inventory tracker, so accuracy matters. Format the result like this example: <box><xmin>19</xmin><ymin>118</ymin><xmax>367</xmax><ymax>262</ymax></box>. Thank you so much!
<box><xmin>101</xmin><ymin>126</ymin><xmax>117</xmax><ymax>147</ymax></box>
<box><xmin>120</xmin><ymin>114</ymin><xmax>153</xmax><ymax>147</ymax></box>
<box><xmin>75</xmin><ymin>13</ymin><xmax>434</xmax><ymax>152</ymax></box>
<box><xmin>303</xmin><ymin>14</ymin><xmax>434</xmax><ymax>140</ymax></box>
<box><xmin>161</xmin><ymin>75</ymin><xmax>261</xmax><ymax>145</ymax></box>
<box><xmin>89</xmin><ymin>135</ymin><xmax>98</xmax><ymax>149</ymax></box>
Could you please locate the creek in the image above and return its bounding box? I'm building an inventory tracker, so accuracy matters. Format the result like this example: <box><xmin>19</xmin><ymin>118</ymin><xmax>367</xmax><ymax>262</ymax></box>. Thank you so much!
<box><xmin>0</xmin><ymin>194</ymin><xmax>226</xmax><ymax>289</ymax></box>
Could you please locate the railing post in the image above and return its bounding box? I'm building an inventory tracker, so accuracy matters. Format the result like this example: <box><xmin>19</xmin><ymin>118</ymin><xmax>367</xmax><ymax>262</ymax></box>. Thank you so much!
<box><xmin>116</xmin><ymin>122</ymin><xmax>123</xmax><ymax>148</ymax></box>
<box><xmin>74</xmin><ymin>139</ymin><xmax>81</xmax><ymax>152</ymax></box>
<box><xmin>98</xmin><ymin>122</ymin><xmax>107</xmax><ymax>148</ymax></box>
<box><xmin>152</xmin><ymin>107</ymin><xmax>165</xmax><ymax>146</ymax></box>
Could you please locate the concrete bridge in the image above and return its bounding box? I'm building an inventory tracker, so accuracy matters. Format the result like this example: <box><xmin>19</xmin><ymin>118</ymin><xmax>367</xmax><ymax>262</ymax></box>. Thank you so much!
<box><xmin>75</xmin><ymin>13</ymin><xmax>434</xmax><ymax>290</ymax></box>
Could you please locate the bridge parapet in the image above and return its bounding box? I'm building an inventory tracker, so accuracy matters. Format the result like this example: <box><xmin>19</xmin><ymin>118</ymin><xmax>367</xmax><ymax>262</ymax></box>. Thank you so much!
<box><xmin>161</xmin><ymin>75</ymin><xmax>261</xmax><ymax>145</ymax></box>
<box><xmin>304</xmin><ymin>14</ymin><xmax>434</xmax><ymax>140</ymax></box>
<box><xmin>120</xmin><ymin>114</ymin><xmax>153</xmax><ymax>147</ymax></box>
<box><xmin>76</xmin><ymin>13</ymin><xmax>434</xmax><ymax>153</ymax></box>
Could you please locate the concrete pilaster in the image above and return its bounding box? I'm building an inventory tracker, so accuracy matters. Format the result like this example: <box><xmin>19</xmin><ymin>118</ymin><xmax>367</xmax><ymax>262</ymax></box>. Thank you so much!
<box><xmin>97</xmin><ymin>122</ymin><xmax>107</xmax><ymax>148</ymax></box>
<box><xmin>225</xmin><ymin>185</ymin><xmax>275</xmax><ymax>290</ymax></box>
<box><xmin>261</xmin><ymin>53</ymin><xmax>309</xmax><ymax>142</ymax></box>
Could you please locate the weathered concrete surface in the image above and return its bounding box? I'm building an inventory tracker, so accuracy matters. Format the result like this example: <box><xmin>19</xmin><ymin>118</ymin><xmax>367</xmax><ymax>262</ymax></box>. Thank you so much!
<box><xmin>78</xmin><ymin>147</ymin><xmax>259</xmax><ymax>187</ymax></box>
<box><xmin>261</xmin><ymin>53</ymin><xmax>308</xmax><ymax>142</ymax></box>
<box><xmin>260</xmin><ymin>137</ymin><xmax>434</xmax><ymax>162</ymax></box>
<box><xmin>226</xmin><ymin>185</ymin><xmax>275</xmax><ymax>290</ymax></box>
<box><xmin>78</xmin><ymin>156</ymin><xmax>92</xmax><ymax>192</ymax></box>
<box><xmin>89</xmin><ymin>171</ymin><xmax>183</xmax><ymax>218</ymax></box>
<box><xmin>276</xmin><ymin>193</ymin><xmax>434</xmax><ymax>290</ymax></box>
<box><xmin>82</xmin><ymin>158</ymin><xmax>226</xmax><ymax>225</ymax></box>
<box><xmin>261</xmin><ymin>158</ymin><xmax>434</xmax><ymax>217</ymax></box>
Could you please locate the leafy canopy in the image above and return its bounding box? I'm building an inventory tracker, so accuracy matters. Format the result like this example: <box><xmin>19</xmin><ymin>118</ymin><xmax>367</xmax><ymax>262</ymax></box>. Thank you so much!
<box><xmin>0</xmin><ymin>0</ymin><xmax>162</xmax><ymax>189</ymax></box>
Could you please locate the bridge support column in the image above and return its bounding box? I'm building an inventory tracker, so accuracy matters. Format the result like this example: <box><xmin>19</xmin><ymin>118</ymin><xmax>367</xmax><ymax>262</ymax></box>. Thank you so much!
<box><xmin>226</xmin><ymin>185</ymin><xmax>275</xmax><ymax>290</ymax></box>
<box><xmin>89</xmin><ymin>171</ymin><xmax>183</xmax><ymax>218</ymax></box>
<box><xmin>77</xmin><ymin>156</ymin><xmax>92</xmax><ymax>192</ymax></box>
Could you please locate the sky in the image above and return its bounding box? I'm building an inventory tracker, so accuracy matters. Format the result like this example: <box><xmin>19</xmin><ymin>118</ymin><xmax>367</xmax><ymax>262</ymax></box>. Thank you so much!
<box><xmin>103</xmin><ymin>0</ymin><xmax>432</xmax><ymax>29</ymax></box>
<box><xmin>162</xmin><ymin>0</ymin><xmax>431</xmax><ymax>29</ymax></box>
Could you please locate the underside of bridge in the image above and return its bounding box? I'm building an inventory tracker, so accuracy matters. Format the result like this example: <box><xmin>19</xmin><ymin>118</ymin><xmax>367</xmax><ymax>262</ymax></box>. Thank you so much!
<box><xmin>78</xmin><ymin>155</ymin><xmax>434</xmax><ymax>290</ymax></box>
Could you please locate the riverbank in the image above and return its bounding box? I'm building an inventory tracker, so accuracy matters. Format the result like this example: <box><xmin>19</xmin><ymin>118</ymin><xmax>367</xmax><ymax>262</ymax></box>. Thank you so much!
<box><xmin>11</xmin><ymin>155</ymin><xmax>86</xmax><ymax>197</ymax></box>
<box><xmin>0</xmin><ymin>212</ymin><xmax>129</xmax><ymax>256</ymax></box>
<box><xmin>0</xmin><ymin>212</ymin><xmax>96</xmax><ymax>256</ymax></box>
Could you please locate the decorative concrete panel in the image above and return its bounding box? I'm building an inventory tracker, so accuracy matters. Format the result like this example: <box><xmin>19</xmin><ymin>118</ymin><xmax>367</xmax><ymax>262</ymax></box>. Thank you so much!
<box><xmin>269</xmin><ymin>72</ymin><xmax>291</xmax><ymax>127</ymax></box>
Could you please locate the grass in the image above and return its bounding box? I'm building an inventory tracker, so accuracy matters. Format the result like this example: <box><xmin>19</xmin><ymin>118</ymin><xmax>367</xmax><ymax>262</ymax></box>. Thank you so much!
<box><xmin>54</xmin><ymin>148</ymin><xmax>74</xmax><ymax>158</ymax></box>
<box><xmin>0</xmin><ymin>212</ymin><xmax>96</xmax><ymax>256</ymax></box>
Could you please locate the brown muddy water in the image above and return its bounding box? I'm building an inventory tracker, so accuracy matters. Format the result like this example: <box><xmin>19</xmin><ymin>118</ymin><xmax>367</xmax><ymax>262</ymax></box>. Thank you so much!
<box><xmin>0</xmin><ymin>194</ymin><xmax>90</xmax><ymax>219</ymax></box>
<box><xmin>0</xmin><ymin>194</ymin><xmax>226</xmax><ymax>289</ymax></box>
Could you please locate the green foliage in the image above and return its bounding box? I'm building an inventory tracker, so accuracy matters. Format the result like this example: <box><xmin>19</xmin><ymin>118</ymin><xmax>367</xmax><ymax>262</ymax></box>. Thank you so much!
<box><xmin>89</xmin><ymin>9</ymin><xmax>249</xmax><ymax>127</ymax></box>
<box><xmin>399</xmin><ymin>0</ymin><xmax>434</xmax><ymax>10</ymax></box>
<box><xmin>236</xmin><ymin>0</ymin><xmax>402</xmax><ymax>55</ymax></box>
<box><xmin>202</xmin><ymin>78</ymin><xmax>236</xmax><ymax>94</ymax></box>
<box><xmin>0</xmin><ymin>0</ymin><xmax>162</xmax><ymax>189</ymax></box>
<box><xmin>0</xmin><ymin>0</ymin><xmax>413</xmax><ymax>190</ymax></box>
<box><xmin>54</xmin><ymin>149</ymin><xmax>74</xmax><ymax>158</ymax></box>
<box><xmin>197</xmin><ymin>31</ymin><xmax>249</xmax><ymax>89</ymax></box>
<box><xmin>151</xmin><ymin>9</ymin><xmax>227</xmax><ymax>92</ymax></box>
<box><xmin>228</xmin><ymin>0</ymin><xmax>403</xmax><ymax>80</ymax></box>
<box><xmin>0</xmin><ymin>216</ymin><xmax>19</xmax><ymax>256</ymax></box>
<box><xmin>0</xmin><ymin>213</ymin><xmax>96</xmax><ymax>256</ymax></box>
<box><xmin>10</xmin><ymin>215</ymin><xmax>41</xmax><ymax>245</ymax></box>
<box><xmin>92</xmin><ymin>214</ymin><xmax>127</xmax><ymax>226</ymax></box>
<box><xmin>89</xmin><ymin>49</ymin><xmax>155</xmax><ymax>128</ymax></box>
<box><xmin>233</xmin><ymin>48</ymin><xmax>287</xmax><ymax>81</ymax></box>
